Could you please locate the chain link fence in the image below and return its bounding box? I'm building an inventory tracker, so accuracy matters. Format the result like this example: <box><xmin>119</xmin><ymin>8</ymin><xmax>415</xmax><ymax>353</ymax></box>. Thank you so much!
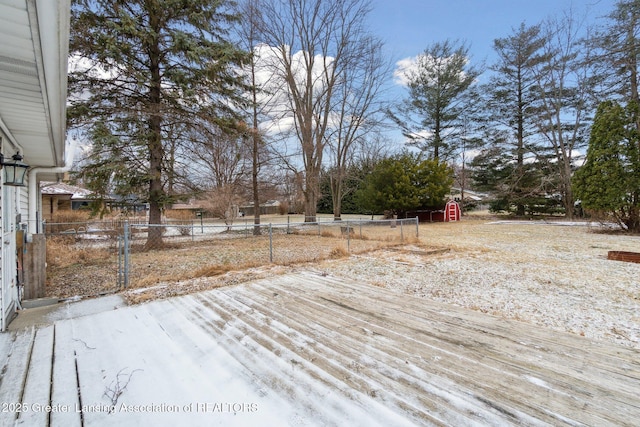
<box><xmin>44</xmin><ymin>217</ymin><xmax>419</xmax><ymax>298</ymax></box>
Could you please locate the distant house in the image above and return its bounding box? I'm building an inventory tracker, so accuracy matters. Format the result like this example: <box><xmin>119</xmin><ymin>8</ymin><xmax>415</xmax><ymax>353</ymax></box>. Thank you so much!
<box><xmin>240</xmin><ymin>200</ymin><xmax>282</xmax><ymax>216</ymax></box>
<box><xmin>106</xmin><ymin>194</ymin><xmax>148</xmax><ymax>214</ymax></box>
<box><xmin>40</xmin><ymin>181</ymin><xmax>94</xmax><ymax>220</ymax></box>
<box><xmin>170</xmin><ymin>199</ymin><xmax>206</xmax><ymax>216</ymax></box>
<box><xmin>449</xmin><ymin>188</ymin><xmax>489</xmax><ymax>207</ymax></box>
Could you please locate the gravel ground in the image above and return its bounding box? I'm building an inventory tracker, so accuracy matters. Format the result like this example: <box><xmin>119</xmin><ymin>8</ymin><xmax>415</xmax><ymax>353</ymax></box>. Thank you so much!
<box><xmin>313</xmin><ymin>220</ymin><xmax>640</xmax><ymax>350</ymax></box>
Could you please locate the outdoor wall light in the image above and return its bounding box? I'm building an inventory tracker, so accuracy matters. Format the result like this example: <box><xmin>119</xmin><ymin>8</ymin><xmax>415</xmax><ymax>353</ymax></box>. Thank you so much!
<box><xmin>1</xmin><ymin>152</ymin><xmax>29</xmax><ymax>186</ymax></box>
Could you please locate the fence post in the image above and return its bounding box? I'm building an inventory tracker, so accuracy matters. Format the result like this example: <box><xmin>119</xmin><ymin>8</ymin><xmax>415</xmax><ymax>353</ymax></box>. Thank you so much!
<box><xmin>400</xmin><ymin>219</ymin><xmax>404</xmax><ymax>242</ymax></box>
<box><xmin>123</xmin><ymin>221</ymin><xmax>130</xmax><ymax>288</ymax></box>
<box><xmin>415</xmin><ymin>216</ymin><xmax>419</xmax><ymax>238</ymax></box>
<box><xmin>269</xmin><ymin>223</ymin><xmax>273</xmax><ymax>263</ymax></box>
<box><xmin>117</xmin><ymin>236</ymin><xmax>122</xmax><ymax>288</ymax></box>
<box><xmin>347</xmin><ymin>220</ymin><xmax>351</xmax><ymax>252</ymax></box>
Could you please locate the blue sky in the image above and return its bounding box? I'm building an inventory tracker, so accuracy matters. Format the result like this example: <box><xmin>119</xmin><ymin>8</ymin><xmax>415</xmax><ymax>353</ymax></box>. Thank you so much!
<box><xmin>368</xmin><ymin>0</ymin><xmax>616</xmax><ymax>67</ymax></box>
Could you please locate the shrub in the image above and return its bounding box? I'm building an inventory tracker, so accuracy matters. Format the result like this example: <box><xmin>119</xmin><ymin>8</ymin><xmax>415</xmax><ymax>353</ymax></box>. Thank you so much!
<box><xmin>278</xmin><ymin>201</ymin><xmax>289</xmax><ymax>215</ymax></box>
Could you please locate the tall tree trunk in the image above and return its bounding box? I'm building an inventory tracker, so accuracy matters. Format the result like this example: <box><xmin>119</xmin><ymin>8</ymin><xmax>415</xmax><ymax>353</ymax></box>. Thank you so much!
<box><xmin>167</xmin><ymin>139</ymin><xmax>175</xmax><ymax>197</ymax></box>
<box><xmin>304</xmin><ymin>165</ymin><xmax>320</xmax><ymax>222</ymax></box>
<box><xmin>330</xmin><ymin>169</ymin><xmax>344</xmax><ymax>221</ymax></box>
<box><xmin>561</xmin><ymin>154</ymin><xmax>575</xmax><ymax>219</ymax></box>
<box><xmin>251</xmin><ymin>58</ymin><xmax>262</xmax><ymax>234</ymax></box>
<box><xmin>516</xmin><ymin>75</ymin><xmax>526</xmax><ymax>217</ymax></box>
<box><xmin>252</xmin><ymin>127</ymin><xmax>261</xmax><ymax>235</ymax></box>
<box><xmin>147</xmin><ymin>128</ymin><xmax>164</xmax><ymax>249</ymax></box>
<box><xmin>146</xmin><ymin>9</ymin><xmax>164</xmax><ymax>249</ymax></box>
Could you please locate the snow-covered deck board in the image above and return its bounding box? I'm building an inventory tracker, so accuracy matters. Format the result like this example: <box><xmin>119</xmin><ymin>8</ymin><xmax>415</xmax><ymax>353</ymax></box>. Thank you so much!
<box><xmin>0</xmin><ymin>272</ymin><xmax>639</xmax><ymax>426</ymax></box>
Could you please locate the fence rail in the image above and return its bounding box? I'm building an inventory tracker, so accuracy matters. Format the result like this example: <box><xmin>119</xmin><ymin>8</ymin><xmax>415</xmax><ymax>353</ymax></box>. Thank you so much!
<box><xmin>45</xmin><ymin>217</ymin><xmax>419</xmax><ymax>298</ymax></box>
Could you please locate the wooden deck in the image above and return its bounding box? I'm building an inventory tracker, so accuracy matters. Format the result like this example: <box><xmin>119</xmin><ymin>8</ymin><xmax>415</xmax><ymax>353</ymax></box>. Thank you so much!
<box><xmin>1</xmin><ymin>272</ymin><xmax>639</xmax><ymax>426</ymax></box>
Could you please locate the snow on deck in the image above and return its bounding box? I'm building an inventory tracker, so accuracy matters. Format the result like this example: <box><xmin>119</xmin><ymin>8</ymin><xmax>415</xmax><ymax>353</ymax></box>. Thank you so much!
<box><xmin>1</xmin><ymin>272</ymin><xmax>639</xmax><ymax>426</ymax></box>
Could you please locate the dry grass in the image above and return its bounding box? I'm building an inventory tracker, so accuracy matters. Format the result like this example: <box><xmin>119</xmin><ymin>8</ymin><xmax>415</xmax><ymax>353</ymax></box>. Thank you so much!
<box><xmin>329</xmin><ymin>246</ymin><xmax>349</xmax><ymax>258</ymax></box>
<box><xmin>50</xmin><ymin>210</ymin><xmax>93</xmax><ymax>223</ymax></box>
<box><xmin>46</xmin><ymin>236</ymin><xmax>112</xmax><ymax>269</ymax></box>
<box><xmin>43</xmin><ymin>218</ymin><xmax>640</xmax><ymax>349</ymax></box>
<box><xmin>45</xmin><ymin>226</ymin><xmax>411</xmax><ymax>299</ymax></box>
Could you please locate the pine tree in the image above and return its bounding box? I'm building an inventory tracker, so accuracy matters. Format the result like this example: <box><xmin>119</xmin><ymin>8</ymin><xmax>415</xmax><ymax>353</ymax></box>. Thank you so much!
<box><xmin>573</xmin><ymin>100</ymin><xmax>640</xmax><ymax>231</ymax></box>
<box><xmin>68</xmin><ymin>0</ymin><xmax>248</xmax><ymax>248</ymax></box>
<box><xmin>355</xmin><ymin>153</ymin><xmax>453</xmax><ymax>217</ymax></box>
<box><xmin>389</xmin><ymin>40</ymin><xmax>481</xmax><ymax>161</ymax></box>
<box><xmin>484</xmin><ymin>23</ymin><xmax>549</xmax><ymax>216</ymax></box>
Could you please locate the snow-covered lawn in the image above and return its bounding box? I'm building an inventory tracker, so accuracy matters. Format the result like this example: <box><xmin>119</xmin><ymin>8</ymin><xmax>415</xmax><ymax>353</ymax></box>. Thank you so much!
<box><xmin>318</xmin><ymin>220</ymin><xmax>640</xmax><ymax>349</ymax></box>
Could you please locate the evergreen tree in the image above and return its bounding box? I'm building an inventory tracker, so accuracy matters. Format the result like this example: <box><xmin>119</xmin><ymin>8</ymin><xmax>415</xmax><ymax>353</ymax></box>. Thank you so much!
<box><xmin>483</xmin><ymin>23</ymin><xmax>549</xmax><ymax>216</ymax></box>
<box><xmin>68</xmin><ymin>0</ymin><xmax>248</xmax><ymax>248</ymax></box>
<box><xmin>318</xmin><ymin>162</ymin><xmax>376</xmax><ymax>215</ymax></box>
<box><xmin>355</xmin><ymin>153</ymin><xmax>453</xmax><ymax>217</ymax></box>
<box><xmin>591</xmin><ymin>1</ymin><xmax>640</xmax><ymax>109</ymax></box>
<box><xmin>389</xmin><ymin>40</ymin><xmax>481</xmax><ymax>161</ymax></box>
<box><xmin>573</xmin><ymin>100</ymin><xmax>640</xmax><ymax>231</ymax></box>
<box><xmin>470</xmin><ymin>145</ymin><xmax>559</xmax><ymax>215</ymax></box>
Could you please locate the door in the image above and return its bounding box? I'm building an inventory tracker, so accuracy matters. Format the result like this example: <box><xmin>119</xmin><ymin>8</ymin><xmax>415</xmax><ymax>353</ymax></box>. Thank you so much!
<box><xmin>1</xmin><ymin>185</ymin><xmax>17</xmax><ymax>331</ymax></box>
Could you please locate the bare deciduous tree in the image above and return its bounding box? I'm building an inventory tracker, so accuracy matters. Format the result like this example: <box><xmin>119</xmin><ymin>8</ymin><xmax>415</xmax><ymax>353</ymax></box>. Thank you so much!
<box><xmin>257</xmin><ymin>0</ymin><xmax>375</xmax><ymax>222</ymax></box>
<box><xmin>534</xmin><ymin>11</ymin><xmax>594</xmax><ymax>219</ymax></box>
<box><xmin>325</xmin><ymin>35</ymin><xmax>390</xmax><ymax>221</ymax></box>
<box><xmin>189</xmin><ymin>125</ymin><xmax>249</xmax><ymax>225</ymax></box>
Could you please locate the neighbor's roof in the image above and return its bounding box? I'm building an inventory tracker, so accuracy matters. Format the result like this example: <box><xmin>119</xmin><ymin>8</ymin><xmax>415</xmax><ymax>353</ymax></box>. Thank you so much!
<box><xmin>450</xmin><ymin>187</ymin><xmax>489</xmax><ymax>201</ymax></box>
<box><xmin>0</xmin><ymin>0</ymin><xmax>71</xmax><ymax>168</ymax></box>
<box><xmin>40</xmin><ymin>181</ymin><xmax>92</xmax><ymax>200</ymax></box>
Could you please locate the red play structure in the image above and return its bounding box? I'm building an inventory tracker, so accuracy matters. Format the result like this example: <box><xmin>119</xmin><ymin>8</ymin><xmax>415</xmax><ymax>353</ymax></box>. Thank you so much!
<box><xmin>407</xmin><ymin>200</ymin><xmax>461</xmax><ymax>222</ymax></box>
<box><xmin>444</xmin><ymin>200</ymin><xmax>461</xmax><ymax>222</ymax></box>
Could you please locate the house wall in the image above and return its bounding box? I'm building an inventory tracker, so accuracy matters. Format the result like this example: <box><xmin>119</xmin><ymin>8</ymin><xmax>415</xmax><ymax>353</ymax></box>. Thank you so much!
<box><xmin>41</xmin><ymin>194</ymin><xmax>73</xmax><ymax>221</ymax></box>
<box><xmin>241</xmin><ymin>205</ymin><xmax>281</xmax><ymax>216</ymax></box>
<box><xmin>18</xmin><ymin>182</ymin><xmax>28</xmax><ymax>227</ymax></box>
<box><xmin>0</xmin><ymin>134</ymin><xmax>5</xmax><ymax>330</ymax></box>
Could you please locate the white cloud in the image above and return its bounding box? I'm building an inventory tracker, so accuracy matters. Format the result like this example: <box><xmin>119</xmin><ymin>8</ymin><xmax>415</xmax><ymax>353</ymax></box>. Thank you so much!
<box><xmin>393</xmin><ymin>53</ymin><xmax>471</xmax><ymax>87</ymax></box>
<box><xmin>393</xmin><ymin>56</ymin><xmax>418</xmax><ymax>86</ymax></box>
<box><xmin>67</xmin><ymin>53</ymin><xmax>121</xmax><ymax>80</ymax></box>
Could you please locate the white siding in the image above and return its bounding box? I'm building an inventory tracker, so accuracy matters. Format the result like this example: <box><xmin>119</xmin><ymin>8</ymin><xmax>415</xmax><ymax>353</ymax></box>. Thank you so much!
<box><xmin>17</xmin><ymin>176</ymin><xmax>29</xmax><ymax>231</ymax></box>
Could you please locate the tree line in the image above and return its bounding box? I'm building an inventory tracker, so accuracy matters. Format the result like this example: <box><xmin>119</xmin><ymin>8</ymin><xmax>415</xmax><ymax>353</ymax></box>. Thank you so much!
<box><xmin>67</xmin><ymin>0</ymin><xmax>640</xmax><ymax>248</ymax></box>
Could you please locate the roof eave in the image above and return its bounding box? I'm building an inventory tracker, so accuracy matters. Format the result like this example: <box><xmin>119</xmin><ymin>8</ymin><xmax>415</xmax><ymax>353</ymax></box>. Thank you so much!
<box><xmin>32</xmin><ymin>0</ymin><xmax>71</xmax><ymax>167</ymax></box>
